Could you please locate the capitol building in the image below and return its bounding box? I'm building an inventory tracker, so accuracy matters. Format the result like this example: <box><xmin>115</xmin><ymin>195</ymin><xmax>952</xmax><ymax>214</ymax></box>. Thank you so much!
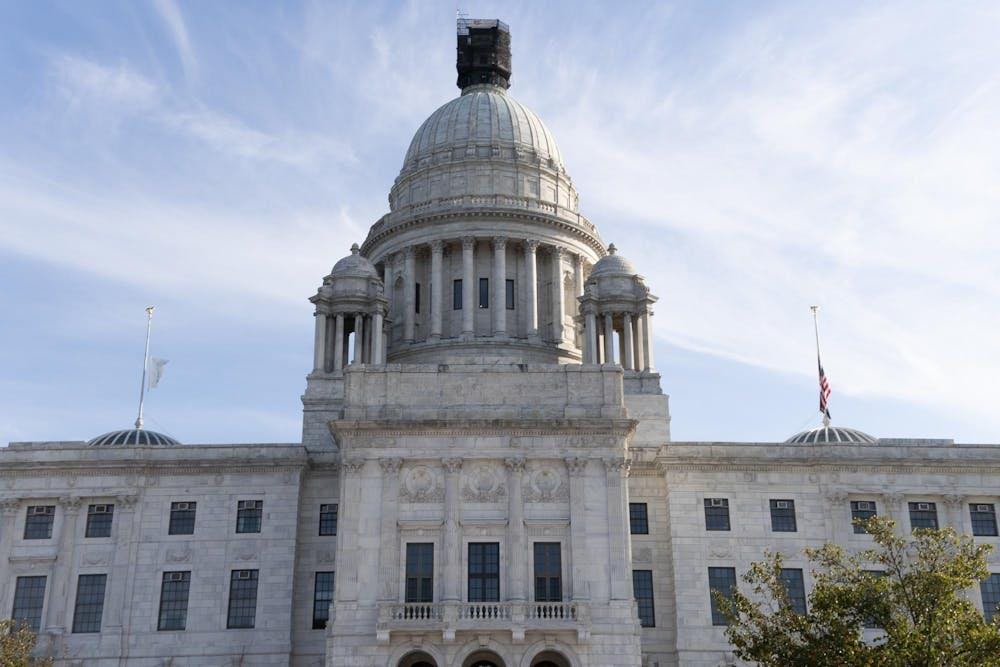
<box><xmin>2</xmin><ymin>18</ymin><xmax>999</xmax><ymax>667</ymax></box>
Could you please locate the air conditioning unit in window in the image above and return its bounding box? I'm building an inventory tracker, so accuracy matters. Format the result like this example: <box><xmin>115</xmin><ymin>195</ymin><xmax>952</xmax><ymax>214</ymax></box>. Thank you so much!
<box><xmin>29</xmin><ymin>506</ymin><xmax>52</xmax><ymax>515</ymax></box>
<box><xmin>238</xmin><ymin>500</ymin><xmax>261</xmax><ymax>510</ymax></box>
<box><xmin>93</xmin><ymin>505</ymin><xmax>110</xmax><ymax>513</ymax></box>
<box><xmin>976</xmin><ymin>504</ymin><xmax>993</xmax><ymax>513</ymax></box>
<box><xmin>917</xmin><ymin>503</ymin><xmax>931</xmax><ymax>511</ymax></box>
<box><xmin>857</xmin><ymin>501</ymin><xmax>873</xmax><ymax>511</ymax></box>
<box><xmin>175</xmin><ymin>503</ymin><xmax>191</xmax><ymax>511</ymax></box>
<box><xmin>237</xmin><ymin>571</ymin><xmax>252</xmax><ymax>580</ymax></box>
<box><xmin>776</xmin><ymin>501</ymin><xmax>790</xmax><ymax>509</ymax></box>
<box><xmin>168</xmin><ymin>572</ymin><xmax>185</xmax><ymax>582</ymax></box>
<box><xmin>710</xmin><ymin>498</ymin><xmax>726</xmax><ymax>507</ymax></box>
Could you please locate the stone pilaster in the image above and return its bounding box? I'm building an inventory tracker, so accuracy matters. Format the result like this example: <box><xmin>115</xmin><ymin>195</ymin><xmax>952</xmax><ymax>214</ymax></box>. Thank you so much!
<box><xmin>104</xmin><ymin>494</ymin><xmax>139</xmax><ymax>630</ymax></box>
<box><xmin>0</xmin><ymin>498</ymin><xmax>21</xmax><ymax>612</ymax></box>
<box><xmin>429</xmin><ymin>240</ymin><xmax>444</xmax><ymax>340</ymax></box>
<box><xmin>336</xmin><ymin>459</ymin><xmax>366</xmax><ymax>603</ymax></box>
<box><xmin>565</xmin><ymin>457</ymin><xmax>591</xmax><ymax>601</ymax></box>
<box><xmin>47</xmin><ymin>496</ymin><xmax>82</xmax><ymax>634</ymax></box>
<box><xmin>504</xmin><ymin>457</ymin><xmax>527</xmax><ymax>601</ymax></box>
<box><xmin>604</xmin><ymin>457</ymin><xmax>632</xmax><ymax>600</ymax></box>
<box><xmin>492</xmin><ymin>237</ymin><xmax>507</xmax><ymax>336</ymax></box>
<box><xmin>461</xmin><ymin>237</ymin><xmax>475</xmax><ymax>337</ymax></box>
<box><xmin>442</xmin><ymin>457</ymin><xmax>463</xmax><ymax>601</ymax></box>
<box><xmin>524</xmin><ymin>240</ymin><xmax>539</xmax><ymax>339</ymax></box>
<box><xmin>944</xmin><ymin>493</ymin><xmax>967</xmax><ymax>532</ymax></box>
<box><xmin>550</xmin><ymin>247</ymin><xmax>565</xmax><ymax>342</ymax></box>
<box><xmin>377</xmin><ymin>458</ymin><xmax>402</xmax><ymax>601</ymax></box>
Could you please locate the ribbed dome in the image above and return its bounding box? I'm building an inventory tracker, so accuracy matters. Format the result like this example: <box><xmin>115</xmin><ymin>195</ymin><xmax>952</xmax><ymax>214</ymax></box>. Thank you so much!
<box><xmin>88</xmin><ymin>429</ymin><xmax>180</xmax><ymax>447</ymax></box>
<box><xmin>786</xmin><ymin>425</ymin><xmax>877</xmax><ymax>444</ymax></box>
<box><xmin>590</xmin><ymin>244</ymin><xmax>636</xmax><ymax>278</ymax></box>
<box><xmin>331</xmin><ymin>244</ymin><xmax>378</xmax><ymax>279</ymax></box>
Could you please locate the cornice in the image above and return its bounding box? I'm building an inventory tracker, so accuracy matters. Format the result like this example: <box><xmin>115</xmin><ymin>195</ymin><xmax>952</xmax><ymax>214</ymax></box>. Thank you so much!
<box><xmin>654</xmin><ymin>460</ymin><xmax>1000</xmax><ymax>475</ymax></box>
<box><xmin>330</xmin><ymin>418</ymin><xmax>637</xmax><ymax>439</ymax></box>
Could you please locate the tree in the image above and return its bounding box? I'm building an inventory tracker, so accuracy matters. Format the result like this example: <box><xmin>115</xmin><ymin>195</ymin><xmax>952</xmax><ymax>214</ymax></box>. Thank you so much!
<box><xmin>0</xmin><ymin>619</ymin><xmax>52</xmax><ymax>667</ymax></box>
<box><xmin>715</xmin><ymin>517</ymin><xmax>1000</xmax><ymax>667</ymax></box>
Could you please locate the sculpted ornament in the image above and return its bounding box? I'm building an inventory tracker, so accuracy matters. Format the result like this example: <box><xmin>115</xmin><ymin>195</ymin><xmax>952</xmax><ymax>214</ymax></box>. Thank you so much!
<box><xmin>343</xmin><ymin>458</ymin><xmax>366</xmax><ymax>473</ymax></box>
<box><xmin>462</xmin><ymin>463</ymin><xmax>506</xmax><ymax>503</ymax></box>
<box><xmin>379</xmin><ymin>458</ymin><xmax>403</xmax><ymax>475</ymax></box>
<box><xmin>564</xmin><ymin>457</ymin><xmax>588</xmax><ymax>477</ymax></box>
<box><xmin>399</xmin><ymin>465</ymin><xmax>444</xmax><ymax>503</ymax></box>
<box><xmin>524</xmin><ymin>465</ymin><xmax>569</xmax><ymax>503</ymax></box>
<box><xmin>0</xmin><ymin>497</ymin><xmax>21</xmax><ymax>516</ymax></box>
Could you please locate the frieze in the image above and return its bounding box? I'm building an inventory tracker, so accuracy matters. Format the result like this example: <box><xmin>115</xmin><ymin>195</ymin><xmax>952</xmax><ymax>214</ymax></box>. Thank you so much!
<box><xmin>399</xmin><ymin>465</ymin><xmax>444</xmax><ymax>503</ymax></box>
<box><xmin>461</xmin><ymin>462</ymin><xmax>506</xmax><ymax>503</ymax></box>
<box><xmin>523</xmin><ymin>464</ymin><xmax>569</xmax><ymax>503</ymax></box>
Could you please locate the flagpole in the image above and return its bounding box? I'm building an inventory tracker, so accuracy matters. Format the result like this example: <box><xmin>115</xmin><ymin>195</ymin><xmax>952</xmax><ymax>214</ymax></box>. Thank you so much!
<box><xmin>810</xmin><ymin>305</ymin><xmax>830</xmax><ymax>427</ymax></box>
<box><xmin>135</xmin><ymin>306</ymin><xmax>155</xmax><ymax>430</ymax></box>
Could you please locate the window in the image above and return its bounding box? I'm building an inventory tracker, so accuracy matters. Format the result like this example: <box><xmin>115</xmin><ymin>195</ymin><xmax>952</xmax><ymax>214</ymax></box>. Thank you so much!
<box><xmin>453</xmin><ymin>279</ymin><xmax>463</xmax><ymax>310</ymax></box>
<box><xmin>405</xmin><ymin>543</ymin><xmax>434</xmax><ymax>603</ymax></box>
<box><xmin>236</xmin><ymin>500</ymin><xmax>263</xmax><ymax>534</ymax></box>
<box><xmin>505</xmin><ymin>279</ymin><xmax>515</xmax><ymax>310</ymax></box>
<box><xmin>313</xmin><ymin>572</ymin><xmax>335</xmax><ymax>629</ymax></box>
<box><xmin>779</xmin><ymin>568</ymin><xmax>807</xmax><ymax>615</ymax></box>
<box><xmin>85</xmin><ymin>504</ymin><xmax>114</xmax><ymax>538</ymax></box>
<box><xmin>533</xmin><ymin>542</ymin><xmax>562</xmax><ymax>602</ymax></box>
<box><xmin>632</xmin><ymin>569</ymin><xmax>655</xmax><ymax>627</ymax></box>
<box><xmin>770</xmin><ymin>499</ymin><xmax>797</xmax><ymax>532</ymax></box>
<box><xmin>72</xmin><ymin>573</ymin><xmax>107</xmax><ymax>633</ymax></box>
<box><xmin>708</xmin><ymin>567</ymin><xmax>737</xmax><ymax>626</ymax></box>
<box><xmin>415</xmin><ymin>283</ymin><xmax>421</xmax><ymax>314</ymax></box>
<box><xmin>12</xmin><ymin>576</ymin><xmax>46</xmax><ymax>632</ymax></box>
<box><xmin>704</xmin><ymin>498</ymin><xmax>731</xmax><ymax>531</ymax></box>
<box><xmin>157</xmin><ymin>571</ymin><xmax>191</xmax><ymax>631</ymax></box>
<box><xmin>468</xmin><ymin>542</ymin><xmax>499</xmax><ymax>602</ymax></box>
<box><xmin>851</xmin><ymin>500</ymin><xmax>877</xmax><ymax>534</ymax></box>
<box><xmin>629</xmin><ymin>503</ymin><xmax>649</xmax><ymax>535</ymax></box>
<box><xmin>908</xmin><ymin>502</ymin><xmax>938</xmax><ymax>531</ymax></box>
<box><xmin>982</xmin><ymin>573</ymin><xmax>1000</xmax><ymax>623</ymax></box>
<box><xmin>971</xmin><ymin>504</ymin><xmax>998</xmax><ymax>537</ymax></box>
<box><xmin>168</xmin><ymin>502</ymin><xmax>196</xmax><ymax>535</ymax></box>
<box><xmin>319</xmin><ymin>504</ymin><xmax>338</xmax><ymax>536</ymax></box>
<box><xmin>479</xmin><ymin>278</ymin><xmax>489</xmax><ymax>308</ymax></box>
<box><xmin>227</xmin><ymin>570</ymin><xmax>259</xmax><ymax>629</ymax></box>
<box><xmin>24</xmin><ymin>505</ymin><xmax>55</xmax><ymax>539</ymax></box>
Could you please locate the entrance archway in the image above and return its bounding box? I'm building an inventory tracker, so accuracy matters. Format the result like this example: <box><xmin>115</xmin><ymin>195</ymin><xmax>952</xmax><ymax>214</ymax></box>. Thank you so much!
<box><xmin>529</xmin><ymin>651</ymin><xmax>571</xmax><ymax>667</ymax></box>
<box><xmin>462</xmin><ymin>651</ymin><xmax>506</xmax><ymax>667</ymax></box>
<box><xmin>398</xmin><ymin>651</ymin><xmax>437</xmax><ymax>667</ymax></box>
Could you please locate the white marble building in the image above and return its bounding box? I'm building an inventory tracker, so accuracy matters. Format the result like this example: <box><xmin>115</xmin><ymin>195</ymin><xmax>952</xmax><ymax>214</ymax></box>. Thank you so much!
<box><xmin>3</xmin><ymin>18</ymin><xmax>999</xmax><ymax>667</ymax></box>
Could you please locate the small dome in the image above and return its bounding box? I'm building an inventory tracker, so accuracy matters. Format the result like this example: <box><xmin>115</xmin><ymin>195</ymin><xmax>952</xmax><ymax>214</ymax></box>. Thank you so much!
<box><xmin>88</xmin><ymin>428</ymin><xmax>181</xmax><ymax>447</ymax></box>
<box><xmin>590</xmin><ymin>244</ymin><xmax>636</xmax><ymax>278</ymax></box>
<box><xmin>331</xmin><ymin>244</ymin><xmax>378</xmax><ymax>280</ymax></box>
<box><xmin>786</xmin><ymin>425</ymin><xmax>877</xmax><ymax>444</ymax></box>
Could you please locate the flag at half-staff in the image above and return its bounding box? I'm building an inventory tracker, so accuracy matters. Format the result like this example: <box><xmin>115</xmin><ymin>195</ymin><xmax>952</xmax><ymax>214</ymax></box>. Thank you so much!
<box><xmin>811</xmin><ymin>306</ymin><xmax>832</xmax><ymax>426</ymax></box>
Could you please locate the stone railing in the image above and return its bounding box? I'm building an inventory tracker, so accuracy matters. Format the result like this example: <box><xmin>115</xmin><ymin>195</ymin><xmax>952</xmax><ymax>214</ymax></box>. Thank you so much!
<box><xmin>376</xmin><ymin>600</ymin><xmax>590</xmax><ymax>643</ymax></box>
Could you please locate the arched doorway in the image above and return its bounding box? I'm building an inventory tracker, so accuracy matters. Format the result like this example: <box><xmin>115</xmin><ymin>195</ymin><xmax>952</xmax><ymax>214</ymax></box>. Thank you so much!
<box><xmin>529</xmin><ymin>650</ymin><xmax>571</xmax><ymax>667</ymax></box>
<box><xmin>398</xmin><ymin>650</ymin><xmax>437</xmax><ymax>667</ymax></box>
<box><xmin>462</xmin><ymin>650</ymin><xmax>506</xmax><ymax>667</ymax></box>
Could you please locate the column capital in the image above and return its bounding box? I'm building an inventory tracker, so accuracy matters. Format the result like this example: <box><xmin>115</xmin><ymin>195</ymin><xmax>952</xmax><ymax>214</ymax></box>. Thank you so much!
<box><xmin>883</xmin><ymin>491</ymin><xmax>905</xmax><ymax>510</ymax></box>
<box><xmin>60</xmin><ymin>496</ymin><xmax>83</xmax><ymax>514</ymax></box>
<box><xmin>572</xmin><ymin>253</ymin><xmax>583</xmax><ymax>267</ymax></box>
<box><xmin>343</xmin><ymin>458</ymin><xmax>366</xmax><ymax>473</ymax></box>
<box><xmin>379</xmin><ymin>457</ymin><xmax>403</xmax><ymax>474</ymax></box>
<box><xmin>551</xmin><ymin>245</ymin><xmax>566</xmax><ymax>258</ymax></box>
<box><xmin>825</xmin><ymin>490</ymin><xmax>849</xmax><ymax>507</ymax></box>
<box><xmin>491</xmin><ymin>236</ymin><xmax>507</xmax><ymax>250</ymax></box>
<box><xmin>403</xmin><ymin>245</ymin><xmax>416</xmax><ymax>259</ymax></box>
<box><xmin>602</xmin><ymin>457</ymin><xmax>631</xmax><ymax>476</ymax></box>
<box><xmin>943</xmin><ymin>493</ymin><xmax>967</xmax><ymax>509</ymax></box>
<box><xmin>503</xmin><ymin>457</ymin><xmax>526</xmax><ymax>473</ymax></box>
<box><xmin>0</xmin><ymin>497</ymin><xmax>21</xmax><ymax>516</ymax></box>
<box><xmin>116</xmin><ymin>494</ymin><xmax>140</xmax><ymax>510</ymax></box>
<box><xmin>442</xmin><ymin>457</ymin><xmax>464</xmax><ymax>474</ymax></box>
<box><xmin>429</xmin><ymin>239</ymin><xmax>445</xmax><ymax>254</ymax></box>
<box><xmin>524</xmin><ymin>239</ymin><xmax>540</xmax><ymax>252</ymax></box>
<box><xmin>461</xmin><ymin>236</ymin><xmax>476</xmax><ymax>250</ymax></box>
<box><xmin>565</xmin><ymin>457</ymin><xmax>589</xmax><ymax>477</ymax></box>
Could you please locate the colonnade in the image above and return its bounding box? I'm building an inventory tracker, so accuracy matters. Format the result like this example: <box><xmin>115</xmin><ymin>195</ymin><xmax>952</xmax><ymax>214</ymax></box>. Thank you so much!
<box><xmin>582</xmin><ymin>310</ymin><xmax>655</xmax><ymax>372</ymax></box>
<box><xmin>312</xmin><ymin>310</ymin><xmax>386</xmax><ymax>372</ymax></box>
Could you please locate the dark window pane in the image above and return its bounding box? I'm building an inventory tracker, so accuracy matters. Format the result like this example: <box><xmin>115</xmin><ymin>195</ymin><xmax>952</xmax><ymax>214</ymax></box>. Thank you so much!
<box><xmin>85</xmin><ymin>504</ymin><xmax>114</xmax><ymax>538</ymax></box>
<box><xmin>770</xmin><ymin>499</ymin><xmax>797</xmax><ymax>532</ymax></box>
<box><xmin>468</xmin><ymin>543</ymin><xmax>499</xmax><ymax>602</ymax></box>
<box><xmin>24</xmin><ymin>505</ymin><xmax>55</xmax><ymax>540</ymax></box>
<box><xmin>533</xmin><ymin>542</ymin><xmax>562</xmax><ymax>602</ymax></box>
<box><xmin>971</xmin><ymin>504</ymin><xmax>998</xmax><ymax>537</ymax></box>
<box><xmin>908</xmin><ymin>502</ymin><xmax>938</xmax><ymax>531</ymax></box>
<box><xmin>158</xmin><ymin>571</ymin><xmax>190</xmax><ymax>631</ymax></box>
<box><xmin>415</xmin><ymin>283</ymin><xmax>421</xmax><ymax>314</ymax></box>
<box><xmin>629</xmin><ymin>503</ymin><xmax>649</xmax><ymax>534</ymax></box>
<box><xmin>982</xmin><ymin>573</ymin><xmax>1000</xmax><ymax>623</ymax></box>
<box><xmin>313</xmin><ymin>571</ymin><xmax>335</xmax><ymax>629</ymax></box>
<box><xmin>169</xmin><ymin>502</ymin><xmax>196</xmax><ymax>535</ymax></box>
<box><xmin>779</xmin><ymin>568</ymin><xmax>807</xmax><ymax>615</ymax></box>
<box><xmin>319</xmin><ymin>504</ymin><xmax>338</xmax><ymax>536</ymax></box>
<box><xmin>227</xmin><ymin>570</ymin><xmax>259</xmax><ymax>629</ymax></box>
<box><xmin>708</xmin><ymin>567</ymin><xmax>737</xmax><ymax>626</ymax></box>
<box><xmin>72</xmin><ymin>574</ymin><xmax>107</xmax><ymax>633</ymax></box>
<box><xmin>505</xmin><ymin>279</ymin><xmax>515</xmax><ymax>310</ymax></box>
<box><xmin>453</xmin><ymin>279</ymin><xmax>463</xmax><ymax>310</ymax></box>
<box><xmin>12</xmin><ymin>576</ymin><xmax>46</xmax><ymax>632</ymax></box>
<box><xmin>236</xmin><ymin>500</ymin><xmax>263</xmax><ymax>534</ymax></box>
<box><xmin>479</xmin><ymin>278</ymin><xmax>489</xmax><ymax>308</ymax></box>
<box><xmin>704</xmin><ymin>498</ymin><xmax>731</xmax><ymax>531</ymax></box>
<box><xmin>405</xmin><ymin>543</ymin><xmax>434</xmax><ymax>603</ymax></box>
<box><xmin>851</xmin><ymin>500</ymin><xmax>878</xmax><ymax>534</ymax></box>
<box><xmin>632</xmin><ymin>569</ymin><xmax>655</xmax><ymax>627</ymax></box>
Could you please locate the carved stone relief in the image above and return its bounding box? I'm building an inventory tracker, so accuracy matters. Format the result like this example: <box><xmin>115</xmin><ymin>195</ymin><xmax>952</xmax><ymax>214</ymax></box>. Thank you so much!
<box><xmin>399</xmin><ymin>465</ymin><xmax>444</xmax><ymax>503</ymax></box>
<box><xmin>461</xmin><ymin>462</ymin><xmax>506</xmax><ymax>503</ymax></box>
<box><xmin>523</xmin><ymin>464</ymin><xmax>569</xmax><ymax>503</ymax></box>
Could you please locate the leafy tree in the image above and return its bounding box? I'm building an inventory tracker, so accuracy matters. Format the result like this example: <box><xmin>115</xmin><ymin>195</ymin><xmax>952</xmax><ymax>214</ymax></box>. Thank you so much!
<box><xmin>0</xmin><ymin>620</ymin><xmax>52</xmax><ymax>667</ymax></box>
<box><xmin>715</xmin><ymin>517</ymin><xmax>1000</xmax><ymax>666</ymax></box>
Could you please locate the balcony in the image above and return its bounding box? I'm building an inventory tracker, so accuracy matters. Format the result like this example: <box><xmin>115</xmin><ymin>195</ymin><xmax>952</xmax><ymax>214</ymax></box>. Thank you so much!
<box><xmin>376</xmin><ymin>601</ymin><xmax>591</xmax><ymax>643</ymax></box>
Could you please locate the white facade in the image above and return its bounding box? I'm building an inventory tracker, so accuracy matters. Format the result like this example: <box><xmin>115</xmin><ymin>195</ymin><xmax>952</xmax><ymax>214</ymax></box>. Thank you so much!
<box><xmin>3</xmin><ymin>18</ymin><xmax>1000</xmax><ymax>667</ymax></box>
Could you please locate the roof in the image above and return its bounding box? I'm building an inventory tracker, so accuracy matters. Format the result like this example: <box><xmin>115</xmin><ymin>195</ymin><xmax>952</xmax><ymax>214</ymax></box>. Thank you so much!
<box><xmin>590</xmin><ymin>244</ymin><xmax>636</xmax><ymax>278</ymax></box>
<box><xmin>785</xmin><ymin>425</ymin><xmax>877</xmax><ymax>444</ymax></box>
<box><xmin>330</xmin><ymin>243</ymin><xmax>378</xmax><ymax>280</ymax></box>
<box><xmin>87</xmin><ymin>428</ymin><xmax>181</xmax><ymax>447</ymax></box>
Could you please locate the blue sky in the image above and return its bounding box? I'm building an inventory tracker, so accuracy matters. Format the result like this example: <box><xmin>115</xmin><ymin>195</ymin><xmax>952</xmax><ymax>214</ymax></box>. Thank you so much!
<box><xmin>2</xmin><ymin>1</ymin><xmax>998</xmax><ymax>445</ymax></box>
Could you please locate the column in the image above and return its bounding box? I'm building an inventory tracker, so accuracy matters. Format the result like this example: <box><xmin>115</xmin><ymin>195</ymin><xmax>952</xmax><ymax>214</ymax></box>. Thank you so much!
<box><xmin>944</xmin><ymin>494</ymin><xmax>968</xmax><ymax>532</ymax></box>
<box><xmin>573</xmin><ymin>254</ymin><xmax>585</xmax><ymax>297</ymax></box>
<box><xmin>551</xmin><ymin>247</ymin><xmax>565</xmax><ymax>342</ymax></box>
<box><xmin>622</xmin><ymin>313</ymin><xmax>635</xmax><ymax>370</ymax></box>
<box><xmin>524</xmin><ymin>240</ymin><xmax>539</xmax><ymax>339</ymax></box>
<box><xmin>372</xmin><ymin>311</ymin><xmax>384</xmax><ymax>364</ymax></box>
<box><xmin>565</xmin><ymin>458</ymin><xmax>590</xmax><ymax>600</ymax></box>
<box><xmin>585</xmin><ymin>311</ymin><xmax>598</xmax><ymax>364</ymax></box>
<box><xmin>333</xmin><ymin>314</ymin><xmax>345</xmax><ymax>372</ymax></box>
<box><xmin>604</xmin><ymin>458</ymin><xmax>632</xmax><ymax>600</ymax></box>
<box><xmin>403</xmin><ymin>246</ymin><xmax>416</xmax><ymax>343</ymax></box>
<box><xmin>633</xmin><ymin>312</ymin><xmax>644</xmax><ymax>372</ymax></box>
<box><xmin>442</xmin><ymin>458</ymin><xmax>463</xmax><ymax>601</ymax></box>
<box><xmin>429</xmin><ymin>241</ymin><xmax>444</xmax><ymax>340</ymax></box>
<box><xmin>492</xmin><ymin>237</ymin><xmax>507</xmax><ymax>336</ymax></box>
<box><xmin>103</xmin><ymin>494</ymin><xmax>138</xmax><ymax>630</ymax></box>
<box><xmin>641</xmin><ymin>310</ymin><xmax>655</xmax><ymax>371</ymax></box>
<box><xmin>377</xmin><ymin>458</ymin><xmax>403</xmax><ymax>601</ymax></box>
<box><xmin>47</xmin><ymin>496</ymin><xmax>82</xmax><ymax>633</ymax></box>
<box><xmin>603</xmin><ymin>313</ymin><xmax>615</xmax><ymax>365</ymax></box>
<box><xmin>335</xmin><ymin>459</ymin><xmax>367</xmax><ymax>604</ymax></box>
<box><xmin>352</xmin><ymin>313</ymin><xmax>364</xmax><ymax>365</ymax></box>
<box><xmin>313</xmin><ymin>311</ymin><xmax>327</xmax><ymax>372</ymax></box>
<box><xmin>461</xmin><ymin>237</ymin><xmax>475</xmax><ymax>337</ymax></box>
<box><xmin>505</xmin><ymin>458</ymin><xmax>527</xmax><ymax>601</ymax></box>
<box><xmin>0</xmin><ymin>499</ymin><xmax>20</xmax><ymax>612</ymax></box>
<box><xmin>383</xmin><ymin>255</ymin><xmax>395</xmax><ymax>313</ymax></box>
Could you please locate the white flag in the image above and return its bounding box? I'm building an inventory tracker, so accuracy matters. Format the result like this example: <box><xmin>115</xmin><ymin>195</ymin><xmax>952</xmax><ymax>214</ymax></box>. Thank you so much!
<box><xmin>148</xmin><ymin>358</ymin><xmax>169</xmax><ymax>389</ymax></box>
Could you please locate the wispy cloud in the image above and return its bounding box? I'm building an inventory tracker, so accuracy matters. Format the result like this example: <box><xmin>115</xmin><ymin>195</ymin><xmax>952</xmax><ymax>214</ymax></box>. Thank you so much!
<box><xmin>152</xmin><ymin>0</ymin><xmax>198</xmax><ymax>81</ymax></box>
<box><xmin>53</xmin><ymin>54</ymin><xmax>159</xmax><ymax>111</ymax></box>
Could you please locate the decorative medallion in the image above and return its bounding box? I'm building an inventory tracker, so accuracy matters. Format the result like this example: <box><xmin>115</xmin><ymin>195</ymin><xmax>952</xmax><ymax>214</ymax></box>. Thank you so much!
<box><xmin>461</xmin><ymin>463</ymin><xmax>505</xmax><ymax>503</ymax></box>
<box><xmin>399</xmin><ymin>465</ymin><xmax>444</xmax><ymax>503</ymax></box>
<box><xmin>524</xmin><ymin>465</ymin><xmax>569</xmax><ymax>503</ymax></box>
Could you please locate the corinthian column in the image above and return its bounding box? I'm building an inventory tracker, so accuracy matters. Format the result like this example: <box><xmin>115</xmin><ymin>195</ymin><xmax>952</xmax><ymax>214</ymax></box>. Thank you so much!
<box><xmin>461</xmin><ymin>237</ymin><xmax>475</xmax><ymax>337</ymax></box>
<box><xmin>505</xmin><ymin>458</ymin><xmax>527</xmax><ymax>601</ymax></box>
<box><xmin>492</xmin><ymin>237</ymin><xmax>507</xmax><ymax>336</ymax></box>
<box><xmin>551</xmin><ymin>247</ymin><xmax>565</xmax><ymax>342</ymax></box>
<box><xmin>352</xmin><ymin>313</ymin><xmax>364</xmax><ymax>365</ymax></box>
<box><xmin>585</xmin><ymin>312</ymin><xmax>598</xmax><ymax>363</ymax></box>
<box><xmin>103</xmin><ymin>494</ymin><xmax>139</xmax><ymax>629</ymax></box>
<box><xmin>371</xmin><ymin>311</ymin><xmax>384</xmax><ymax>364</ymax></box>
<box><xmin>565</xmin><ymin>458</ymin><xmax>590</xmax><ymax>600</ymax></box>
<box><xmin>604</xmin><ymin>458</ymin><xmax>632</xmax><ymax>600</ymax></box>
<box><xmin>47</xmin><ymin>497</ymin><xmax>82</xmax><ymax>633</ymax></box>
<box><xmin>604</xmin><ymin>313</ymin><xmax>616</xmax><ymax>365</ymax></box>
<box><xmin>623</xmin><ymin>313</ymin><xmax>635</xmax><ymax>370</ymax></box>
<box><xmin>442</xmin><ymin>458</ymin><xmax>463</xmax><ymax>601</ymax></box>
<box><xmin>429</xmin><ymin>240</ymin><xmax>444</xmax><ymax>340</ymax></box>
<box><xmin>524</xmin><ymin>240</ymin><xmax>539</xmax><ymax>339</ymax></box>
<box><xmin>403</xmin><ymin>247</ymin><xmax>416</xmax><ymax>343</ymax></box>
<box><xmin>313</xmin><ymin>310</ymin><xmax>327</xmax><ymax>372</ymax></box>
<box><xmin>333</xmin><ymin>314</ymin><xmax>345</xmax><ymax>371</ymax></box>
<box><xmin>377</xmin><ymin>458</ymin><xmax>403</xmax><ymax>601</ymax></box>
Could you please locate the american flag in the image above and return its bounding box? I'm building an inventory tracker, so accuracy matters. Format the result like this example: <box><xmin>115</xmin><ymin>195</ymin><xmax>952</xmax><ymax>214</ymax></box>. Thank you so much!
<box><xmin>818</xmin><ymin>360</ymin><xmax>831</xmax><ymax>419</ymax></box>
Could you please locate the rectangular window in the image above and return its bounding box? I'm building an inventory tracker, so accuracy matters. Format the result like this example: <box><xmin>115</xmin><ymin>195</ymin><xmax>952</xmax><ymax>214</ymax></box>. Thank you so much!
<box><xmin>770</xmin><ymin>499</ymin><xmax>797</xmax><ymax>532</ymax></box>
<box><xmin>72</xmin><ymin>573</ymin><xmax>107</xmax><ymax>633</ymax></box>
<box><xmin>453</xmin><ymin>279</ymin><xmax>463</xmax><ymax>310</ymax></box>
<box><xmin>533</xmin><ymin>542</ymin><xmax>562</xmax><ymax>602</ymax></box>
<box><xmin>971</xmin><ymin>504</ymin><xmax>998</xmax><ymax>537</ymax></box>
<box><xmin>313</xmin><ymin>571</ymin><xmax>335</xmax><ymax>629</ymax></box>
<box><xmin>236</xmin><ymin>500</ymin><xmax>263</xmax><ymax>534</ymax></box>
<box><xmin>24</xmin><ymin>505</ymin><xmax>55</xmax><ymax>540</ymax></box>
<box><xmin>908</xmin><ymin>502</ymin><xmax>939</xmax><ymax>531</ymax></box>
<box><xmin>982</xmin><ymin>573</ymin><xmax>1000</xmax><ymax>623</ymax></box>
<box><xmin>468</xmin><ymin>542</ymin><xmax>500</xmax><ymax>602</ymax></box>
<box><xmin>85</xmin><ymin>504</ymin><xmax>114</xmax><ymax>538</ymax></box>
<box><xmin>319</xmin><ymin>504</ymin><xmax>338</xmax><ymax>536</ymax></box>
<box><xmin>479</xmin><ymin>278</ymin><xmax>489</xmax><ymax>308</ymax></box>
<box><xmin>632</xmin><ymin>569</ymin><xmax>655</xmax><ymax>627</ymax></box>
<box><xmin>704</xmin><ymin>498</ymin><xmax>731</xmax><ymax>531</ymax></box>
<box><xmin>157</xmin><ymin>571</ymin><xmax>191</xmax><ymax>631</ymax></box>
<box><xmin>505</xmin><ymin>279</ymin><xmax>515</xmax><ymax>310</ymax></box>
<box><xmin>168</xmin><ymin>502</ymin><xmax>196</xmax><ymax>535</ymax></box>
<box><xmin>12</xmin><ymin>576</ymin><xmax>46</xmax><ymax>633</ymax></box>
<box><xmin>708</xmin><ymin>567</ymin><xmax>737</xmax><ymax>626</ymax></box>
<box><xmin>227</xmin><ymin>570</ymin><xmax>259</xmax><ymax>629</ymax></box>
<box><xmin>405</xmin><ymin>543</ymin><xmax>434</xmax><ymax>603</ymax></box>
<box><xmin>629</xmin><ymin>503</ymin><xmax>649</xmax><ymax>535</ymax></box>
<box><xmin>415</xmin><ymin>282</ymin><xmax>421</xmax><ymax>314</ymax></box>
<box><xmin>779</xmin><ymin>568</ymin><xmax>807</xmax><ymax>615</ymax></box>
<box><xmin>850</xmin><ymin>500</ymin><xmax>878</xmax><ymax>534</ymax></box>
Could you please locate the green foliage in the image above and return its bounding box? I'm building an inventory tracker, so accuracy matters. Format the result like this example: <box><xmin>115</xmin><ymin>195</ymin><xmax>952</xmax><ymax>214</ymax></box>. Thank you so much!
<box><xmin>715</xmin><ymin>517</ymin><xmax>1000</xmax><ymax>666</ymax></box>
<box><xmin>0</xmin><ymin>619</ymin><xmax>52</xmax><ymax>667</ymax></box>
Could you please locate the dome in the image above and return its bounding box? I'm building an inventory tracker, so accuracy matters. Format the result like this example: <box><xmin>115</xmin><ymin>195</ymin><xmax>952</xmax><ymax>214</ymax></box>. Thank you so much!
<box><xmin>590</xmin><ymin>244</ymin><xmax>636</xmax><ymax>278</ymax></box>
<box><xmin>88</xmin><ymin>428</ymin><xmax>180</xmax><ymax>447</ymax></box>
<box><xmin>785</xmin><ymin>425</ymin><xmax>877</xmax><ymax>444</ymax></box>
<box><xmin>330</xmin><ymin>244</ymin><xmax>378</xmax><ymax>280</ymax></box>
